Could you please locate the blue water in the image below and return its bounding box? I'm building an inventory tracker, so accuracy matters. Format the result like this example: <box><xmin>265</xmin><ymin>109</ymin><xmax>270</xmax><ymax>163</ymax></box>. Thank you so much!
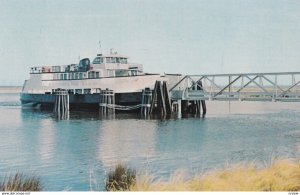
<box><xmin>1</xmin><ymin>93</ymin><xmax>300</xmax><ymax>191</ymax></box>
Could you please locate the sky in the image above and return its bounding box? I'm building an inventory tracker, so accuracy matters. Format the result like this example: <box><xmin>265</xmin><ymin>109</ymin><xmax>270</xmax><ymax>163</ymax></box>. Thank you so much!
<box><xmin>0</xmin><ymin>0</ymin><xmax>300</xmax><ymax>86</ymax></box>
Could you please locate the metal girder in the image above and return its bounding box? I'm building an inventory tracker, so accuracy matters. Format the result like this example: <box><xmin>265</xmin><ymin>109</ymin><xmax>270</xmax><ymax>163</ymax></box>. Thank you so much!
<box><xmin>214</xmin><ymin>75</ymin><xmax>241</xmax><ymax>97</ymax></box>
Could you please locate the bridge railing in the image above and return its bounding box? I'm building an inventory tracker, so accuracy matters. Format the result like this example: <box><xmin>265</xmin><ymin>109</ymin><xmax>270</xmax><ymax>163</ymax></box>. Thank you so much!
<box><xmin>169</xmin><ymin>72</ymin><xmax>300</xmax><ymax>102</ymax></box>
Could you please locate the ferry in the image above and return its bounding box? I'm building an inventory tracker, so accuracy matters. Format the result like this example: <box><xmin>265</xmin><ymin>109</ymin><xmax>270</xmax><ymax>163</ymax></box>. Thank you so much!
<box><xmin>20</xmin><ymin>50</ymin><xmax>181</xmax><ymax>110</ymax></box>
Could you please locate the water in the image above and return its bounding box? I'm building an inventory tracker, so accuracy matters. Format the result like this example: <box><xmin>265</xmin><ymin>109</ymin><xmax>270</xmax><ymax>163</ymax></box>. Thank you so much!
<box><xmin>1</xmin><ymin>92</ymin><xmax>300</xmax><ymax>191</ymax></box>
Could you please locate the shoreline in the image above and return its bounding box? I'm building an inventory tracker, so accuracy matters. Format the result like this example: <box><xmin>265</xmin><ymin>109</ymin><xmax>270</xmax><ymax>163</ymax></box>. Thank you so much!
<box><xmin>0</xmin><ymin>86</ymin><xmax>22</xmax><ymax>94</ymax></box>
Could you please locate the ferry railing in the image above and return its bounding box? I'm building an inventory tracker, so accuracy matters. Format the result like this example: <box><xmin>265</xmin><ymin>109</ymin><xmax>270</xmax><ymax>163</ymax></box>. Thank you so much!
<box><xmin>169</xmin><ymin>72</ymin><xmax>300</xmax><ymax>102</ymax></box>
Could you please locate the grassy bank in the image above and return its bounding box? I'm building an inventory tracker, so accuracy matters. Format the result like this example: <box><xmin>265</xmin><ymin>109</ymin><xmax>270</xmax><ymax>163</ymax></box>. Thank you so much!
<box><xmin>0</xmin><ymin>173</ymin><xmax>42</xmax><ymax>191</ymax></box>
<box><xmin>108</xmin><ymin>160</ymin><xmax>300</xmax><ymax>191</ymax></box>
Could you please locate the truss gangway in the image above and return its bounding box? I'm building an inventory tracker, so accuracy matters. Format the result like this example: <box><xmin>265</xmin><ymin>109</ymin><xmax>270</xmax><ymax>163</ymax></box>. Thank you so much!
<box><xmin>169</xmin><ymin>72</ymin><xmax>300</xmax><ymax>102</ymax></box>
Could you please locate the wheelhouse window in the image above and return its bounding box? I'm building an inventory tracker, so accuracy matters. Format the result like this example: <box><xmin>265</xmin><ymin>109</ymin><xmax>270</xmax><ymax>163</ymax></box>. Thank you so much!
<box><xmin>92</xmin><ymin>57</ymin><xmax>103</xmax><ymax>64</ymax></box>
<box><xmin>105</xmin><ymin>57</ymin><xmax>127</xmax><ymax>64</ymax></box>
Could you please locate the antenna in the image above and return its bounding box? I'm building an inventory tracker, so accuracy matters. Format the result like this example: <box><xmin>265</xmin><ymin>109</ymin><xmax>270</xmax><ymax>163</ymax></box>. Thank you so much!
<box><xmin>98</xmin><ymin>41</ymin><xmax>102</xmax><ymax>54</ymax></box>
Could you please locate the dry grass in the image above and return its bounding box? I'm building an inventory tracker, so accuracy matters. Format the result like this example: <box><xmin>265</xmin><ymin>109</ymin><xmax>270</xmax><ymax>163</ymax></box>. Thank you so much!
<box><xmin>0</xmin><ymin>173</ymin><xmax>42</xmax><ymax>191</ymax></box>
<box><xmin>130</xmin><ymin>160</ymin><xmax>300</xmax><ymax>191</ymax></box>
<box><xmin>105</xmin><ymin>164</ymin><xmax>136</xmax><ymax>191</ymax></box>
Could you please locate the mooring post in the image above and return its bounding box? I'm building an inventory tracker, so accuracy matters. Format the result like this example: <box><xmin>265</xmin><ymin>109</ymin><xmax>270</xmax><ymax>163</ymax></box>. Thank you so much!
<box><xmin>109</xmin><ymin>89</ymin><xmax>115</xmax><ymax>114</ymax></box>
<box><xmin>67</xmin><ymin>92</ymin><xmax>70</xmax><ymax>111</ymax></box>
<box><xmin>158</xmin><ymin>81</ymin><xmax>166</xmax><ymax>116</ymax></box>
<box><xmin>163</xmin><ymin>81</ymin><xmax>172</xmax><ymax>114</ymax></box>
<box><xmin>141</xmin><ymin>87</ymin><xmax>152</xmax><ymax>117</ymax></box>
<box><xmin>104</xmin><ymin>89</ymin><xmax>107</xmax><ymax>114</ymax></box>
<box><xmin>201</xmin><ymin>100</ymin><xmax>206</xmax><ymax>115</ymax></box>
<box><xmin>141</xmin><ymin>89</ymin><xmax>145</xmax><ymax>116</ymax></box>
<box><xmin>178</xmin><ymin>99</ymin><xmax>182</xmax><ymax>118</ymax></box>
<box><xmin>149</xmin><ymin>81</ymin><xmax>158</xmax><ymax>114</ymax></box>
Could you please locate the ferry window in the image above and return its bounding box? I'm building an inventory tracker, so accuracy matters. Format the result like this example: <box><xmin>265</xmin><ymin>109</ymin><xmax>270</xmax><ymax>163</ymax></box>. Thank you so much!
<box><xmin>89</xmin><ymin>71</ymin><xmax>95</xmax><ymax>78</ymax></box>
<box><xmin>111</xmin><ymin>57</ymin><xmax>116</xmax><ymax>63</ymax></box>
<box><xmin>70</xmin><ymin>73</ymin><xmax>74</xmax><ymax>80</ymax></box>
<box><xmin>131</xmin><ymin>70</ymin><xmax>137</xmax><ymax>76</ymax></box>
<box><xmin>63</xmin><ymin>74</ymin><xmax>67</xmax><ymax>80</ymax></box>
<box><xmin>108</xmin><ymin>70</ymin><xmax>115</xmax><ymax>77</ymax></box>
<box><xmin>124</xmin><ymin>58</ymin><xmax>127</xmax><ymax>64</ymax></box>
<box><xmin>84</xmin><ymin>89</ymin><xmax>91</xmax><ymax>94</ymax></box>
<box><xmin>106</xmin><ymin>57</ymin><xmax>111</xmax><ymax>63</ymax></box>
<box><xmin>93</xmin><ymin>57</ymin><xmax>100</xmax><ymax>64</ymax></box>
<box><xmin>68</xmin><ymin>89</ymin><xmax>74</xmax><ymax>94</ymax></box>
<box><xmin>79</xmin><ymin>73</ymin><xmax>83</xmax><ymax>79</ymax></box>
<box><xmin>60</xmin><ymin>74</ymin><xmax>63</xmax><ymax>80</ymax></box>
<box><xmin>75</xmin><ymin>89</ymin><xmax>82</xmax><ymax>94</ymax></box>
<box><xmin>116</xmin><ymin>58</ymin><xmax>120</xmax><ymax>63</ymax></box>
<box><xmin>75</xmin><ymin>73</ymin><xmax>79</xmax><ymax>80</ymax></box>
<box><xmin>96</xmin><ymin>72</ymin><xmax>100</xmax><ymax>78</ymax></box>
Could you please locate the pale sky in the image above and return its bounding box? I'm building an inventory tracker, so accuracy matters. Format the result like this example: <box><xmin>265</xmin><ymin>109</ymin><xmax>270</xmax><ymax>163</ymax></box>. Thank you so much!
<box><xmin>0</xmin><ymin>0</ymin><xmax>300</xmax><ymax>86</ymax></box>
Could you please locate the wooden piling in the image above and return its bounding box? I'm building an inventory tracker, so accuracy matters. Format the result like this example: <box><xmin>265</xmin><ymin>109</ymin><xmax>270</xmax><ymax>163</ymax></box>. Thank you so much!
<box><xmin>178</xmin><ymin>100</ymin><xmax>182</xmax><ymax>118</ymax></box>
<box><xmin>201</xmin><ymin>100</ymin><xmax>206</xmax><ymax>115</ymax></box>
<box><xmin>197</xmin><ymin>80</ymin><xmax>206</xmax><ymax>115</ymax></box>
<box><xmin>141</xmin><ymin>87</ymin><xmax>152</xmax><ymax>116</ymax></box>
<box><xmin>148</xmin><ymin>80</ymin><xmax>172</xmax><ymax>117</ymax></box>
<box><xmin>163</xmin><ymin>81</ymin><xmax>172</xmax><ymax>114</ymax></box>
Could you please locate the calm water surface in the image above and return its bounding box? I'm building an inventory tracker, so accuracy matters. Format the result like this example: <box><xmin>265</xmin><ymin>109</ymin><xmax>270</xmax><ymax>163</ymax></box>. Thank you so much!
<box><xmin>1</xmin><ymin>93</ymin><xmax>300</xmax><ymax>190</ymax></box>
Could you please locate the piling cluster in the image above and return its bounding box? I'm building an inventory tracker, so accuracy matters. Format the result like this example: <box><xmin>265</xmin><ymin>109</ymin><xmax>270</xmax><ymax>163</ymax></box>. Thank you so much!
<box><xmin>53</xmin><ymin>89</ymin><xmax>69</xmax><ymax>119</ymax></box>
<box><xmin>99</xmin><ymin>89</ymin><xmax>115</xmax><ymax>115</ymax></box>
<box><xmin>148</xmin><ymin>81</ymin><xmax>172</xmax><ymax>117</ymax></box>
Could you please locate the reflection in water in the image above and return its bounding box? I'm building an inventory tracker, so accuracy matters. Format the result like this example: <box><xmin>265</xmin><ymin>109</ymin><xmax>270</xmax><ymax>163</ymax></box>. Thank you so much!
<box><xmin>98</xmin><ymin>120</ymin><xmax>157</xmax><ymax>169</ymax></box>
<box><xmin>38</xmin><ymin>119</ymin><xmax>56</xmax><ymax>163</ymax></box>
<box><xmin>55</xmin><ymin>111</ymin><xmax>70</xmax><ymax>120</ymax></box>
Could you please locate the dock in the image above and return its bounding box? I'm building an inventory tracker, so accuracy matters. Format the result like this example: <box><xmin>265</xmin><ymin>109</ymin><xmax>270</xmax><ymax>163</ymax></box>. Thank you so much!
<box><xmin>168</xmin><ymin>72</ymin><xmax>300</xmax><ymax>117</ymax></box>
<box><xmin>169</xmin><ymin>72</ymin><xmax>300</xmax><ymax>102</ymax></box>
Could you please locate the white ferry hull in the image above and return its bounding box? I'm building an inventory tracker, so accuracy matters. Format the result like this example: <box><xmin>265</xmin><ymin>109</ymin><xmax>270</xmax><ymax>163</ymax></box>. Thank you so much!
<box><xmin>20</xmin><ymin>74</ymin><xmax>174</xmax><ymax>111</ymax></box>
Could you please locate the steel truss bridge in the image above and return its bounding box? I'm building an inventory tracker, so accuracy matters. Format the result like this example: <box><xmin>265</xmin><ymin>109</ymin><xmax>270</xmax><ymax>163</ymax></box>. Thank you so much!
<box><xmin>169</xmin><ymin>72</ymin><xmax>300</xmax><ymax>102</ymax></box>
